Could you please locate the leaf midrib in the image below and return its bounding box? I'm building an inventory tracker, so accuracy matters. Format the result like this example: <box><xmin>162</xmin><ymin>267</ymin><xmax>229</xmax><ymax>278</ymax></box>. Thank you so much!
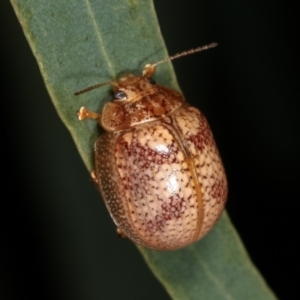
<box><xmin>84</xmin><ymin>0</ymin><xmax>116</xmax><ymax>77</ymax></box>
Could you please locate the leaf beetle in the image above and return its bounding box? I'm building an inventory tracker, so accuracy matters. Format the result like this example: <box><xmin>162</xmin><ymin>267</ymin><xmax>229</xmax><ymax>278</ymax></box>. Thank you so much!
<box><xmin>76</xmin><ymin>43</ymin><xmax>227</xmax><ymax>250</ymax></box>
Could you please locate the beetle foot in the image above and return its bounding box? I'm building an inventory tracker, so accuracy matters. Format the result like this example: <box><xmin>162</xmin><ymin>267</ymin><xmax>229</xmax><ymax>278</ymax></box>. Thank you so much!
<box><xmin>117</xmin><ymin>228</ymin><xmax>127</xmax><ymax>238</ymax></box>
<box><xmin>77</xmin><ymin>106</ymin><xmax>100</xmax><ymax>121</ymax></box>
<box><xmin>91</xmin><ymin>171</ymin><xmax>99</xmax><ymax>184</ymax></box>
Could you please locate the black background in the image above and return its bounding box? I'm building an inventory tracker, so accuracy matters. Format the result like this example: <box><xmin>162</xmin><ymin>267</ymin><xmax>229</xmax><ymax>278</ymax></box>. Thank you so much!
<box><xmin>1</xmin><ymin>0</ymin><xmax>299</xmax><ymax>299</ymax></box>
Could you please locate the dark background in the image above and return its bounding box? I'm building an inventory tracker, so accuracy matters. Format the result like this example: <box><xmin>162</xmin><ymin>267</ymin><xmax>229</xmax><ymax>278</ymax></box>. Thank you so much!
<box><xmin>1</xmin><ymin>0</ymin><xmax>299</xmax><ymax>299</ymax></box>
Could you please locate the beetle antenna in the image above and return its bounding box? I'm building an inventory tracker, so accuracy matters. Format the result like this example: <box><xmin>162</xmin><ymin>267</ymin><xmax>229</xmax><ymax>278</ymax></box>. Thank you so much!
<box><xmin>155</xmin><ymin>42</ymin><xmax>218</xmax><ymax>68</ymax></box>
<box><xmin>74</xmin><ymin>81</ymin><xmax>115</xmax><ymax>95</ymax></box>
<box><xmin>155</xmin><ymin>43</ymin><xmax>218</xmax><ymax>68</ymax></box>
<box><xmin>143</xmin><ymin>43</ymin><xmax>218</xmax><ymax>77</ymax></box>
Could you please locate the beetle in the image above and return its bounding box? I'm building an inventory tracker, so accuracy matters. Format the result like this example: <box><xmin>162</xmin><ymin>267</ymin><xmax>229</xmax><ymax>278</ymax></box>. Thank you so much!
<box><xmin>76</xmin><ymin>43</ymin><xmax>227</xmax><ymax>250</ymax></box>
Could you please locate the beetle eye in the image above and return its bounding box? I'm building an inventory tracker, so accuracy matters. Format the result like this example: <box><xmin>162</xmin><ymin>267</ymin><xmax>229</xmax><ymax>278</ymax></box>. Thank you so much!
<box><xmin>147</xmin><ymin>78</ymin><xmax>156</xmax><ymax>85</ymax></box>
<box><xmin>113</xmin><ymin>90</ymin><xmax>127</xmax><ymax>100</ymax></box>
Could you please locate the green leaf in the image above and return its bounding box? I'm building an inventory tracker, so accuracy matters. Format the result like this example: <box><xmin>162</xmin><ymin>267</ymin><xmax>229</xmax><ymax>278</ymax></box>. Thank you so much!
<box><xmin>11</xmin><ymin>0</ymin><xmax>277</xmax><ymax>299</ymax></box>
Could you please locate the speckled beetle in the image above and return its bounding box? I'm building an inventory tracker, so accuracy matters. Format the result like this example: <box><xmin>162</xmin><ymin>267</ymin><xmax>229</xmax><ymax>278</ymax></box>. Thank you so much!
<box><xmin>76</xmin><ymin>43</ymin><xmax>227</xmax><ymax>251</ymax></box>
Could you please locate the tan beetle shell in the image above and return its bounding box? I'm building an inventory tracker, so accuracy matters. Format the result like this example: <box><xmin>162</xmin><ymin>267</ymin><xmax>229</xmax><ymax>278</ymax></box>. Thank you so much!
<box><xmin>90</xmin><ymin>74</ymin><xmax>228</xmax><ymax>251</ymax></box>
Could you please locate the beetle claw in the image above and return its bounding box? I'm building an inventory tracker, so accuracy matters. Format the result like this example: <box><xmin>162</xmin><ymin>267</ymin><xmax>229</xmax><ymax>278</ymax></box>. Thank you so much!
<box><xmin>91</xmin><ymin>170</ymin><xmax>99</xmax><ymax>184</ymax></box>
<box><xmin>117</xmin><ymin>228</ymin><xmax>127</xmax><ymax>238</ymax></box>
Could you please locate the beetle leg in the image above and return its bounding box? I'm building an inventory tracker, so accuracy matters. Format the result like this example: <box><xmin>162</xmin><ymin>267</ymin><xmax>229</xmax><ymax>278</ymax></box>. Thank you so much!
<box><xmin>117</xmin><ymin>228</ymin><xmax>127</xmax><ymax>238</ymax></box>
<box><xmin>91</xmin><ymin>170</ymin><xmax>99</xmax><ymax>184</ymax></box>
<box><xmin>77</xmin><ymin>106</ymin><xmax>101</xmax><ymax>121</ymax></box>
